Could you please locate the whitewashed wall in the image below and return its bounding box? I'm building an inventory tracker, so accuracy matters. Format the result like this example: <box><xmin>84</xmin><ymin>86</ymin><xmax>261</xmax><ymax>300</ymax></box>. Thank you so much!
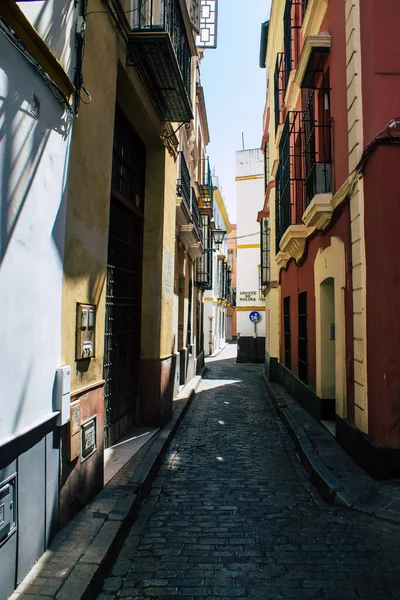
<box><xmin>236</xmin><ymin>149</ymin><xmax>264</xmax><ymax>337</ymax></box>
<box><xmin>17</xmin><ymin>0</ymin><xmax>78</xmax><ymax>81</ymax></box>
<box><xmin>0</xmin><ymin>35</ymin><xmax>72</xmax><ymax>441</ymax></box>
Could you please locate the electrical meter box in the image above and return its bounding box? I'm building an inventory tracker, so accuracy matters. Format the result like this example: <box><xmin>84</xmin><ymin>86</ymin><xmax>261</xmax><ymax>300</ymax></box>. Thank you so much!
<box><xmin>76</xmin><ymin>303</ymin><xmax>96</xmax><ymax>360</ymax></box>
<box><xmin>55</xmin><ymin>365</ymin><xmax>71</xmax><ymax>426</ymax></box>
<box><xmin>0</xmin><ymin>478</ymin><xmax>16</xmax><ymax>544</ymax></box>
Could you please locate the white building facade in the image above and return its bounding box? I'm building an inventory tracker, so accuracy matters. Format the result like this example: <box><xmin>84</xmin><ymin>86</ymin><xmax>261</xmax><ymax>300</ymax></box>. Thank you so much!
<box><xmin>0</xmin><ymin>1</ymin><xmax>78</xmax><ymax>594</ymax></box>
<box><xmin>236</xmin><ymin>149</ymin><xmax>265</xmax><ymax>362</ymax></box>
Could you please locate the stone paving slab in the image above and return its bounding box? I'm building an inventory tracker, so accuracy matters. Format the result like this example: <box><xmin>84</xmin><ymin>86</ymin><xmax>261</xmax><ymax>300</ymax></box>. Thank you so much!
<box><xmin>8</xmin><ymin>374</ymin><xmax>204</xmax><ymax>600</ymax></box>
<box><xmin>263</xmin><ymin>376</ymin><xmax>400</xmax><ymax>523</ymax></box>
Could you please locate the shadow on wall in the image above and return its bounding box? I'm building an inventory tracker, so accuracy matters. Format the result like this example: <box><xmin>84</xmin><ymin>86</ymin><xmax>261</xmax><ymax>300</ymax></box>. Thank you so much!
<box><xmin>19</xmin><ymin>0</ymin><xmax>74</xmax><ymax>77</ymax></box>
<box><xmin>0</xmin><ymin>59</ymin><xmax>71</xmax><ymax>265</ymax></box>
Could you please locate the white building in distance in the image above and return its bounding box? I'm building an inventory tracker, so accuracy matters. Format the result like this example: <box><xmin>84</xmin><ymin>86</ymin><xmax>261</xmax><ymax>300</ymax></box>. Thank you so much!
<box><xmin>236</xmin><ymin>149</ymin><xmax>265</xmax><ymax>362</ymax></box>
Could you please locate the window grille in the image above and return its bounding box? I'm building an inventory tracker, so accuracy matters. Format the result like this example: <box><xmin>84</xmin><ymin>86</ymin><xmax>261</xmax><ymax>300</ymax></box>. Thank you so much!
<box><xmin>302</xmin><ymin>58</ymin><xmax>332</xmax><ymax>208</ymax></box>
<box><xmin>298</xmin><ymin>291</ymin><xmax>308</xmax><ymax>383</ymax></box>
<box><xmin>260</xmin><ymin>217</ymin><xmax>270</xmax><ymax>286</ymax></box>
<box><xmin>259</xmin><ymin>267</ymin><xmax>266</xmax><ymax>300</ymax></box>
<box><xmin>196</xmin><ymin>214</ymin><xmax>213</xmax><ymax>289</ymax></box>
<box><xmin>274</xmin><ymin>52</ymin><xmax>285</xmax><ymax>134</ymax></box>
<box><xmin>283</xmin><ymin>296</ymin><xmax>291</xmax><ymax>369</ymax></box>
<box><xmin>276</xmin><ymin>111</ymin><xmax>304</xmax><ymax>253</ymax></box>
<box><xmin>177</xmin><ymin>151</ymin><xmax>191</xmax><ymax>215</ymax></box>
<box><xmin>112</xmin><ymin>106</ymin><xmax>146</xmax><ymax>211</ymax></box>
<box><xmin>283</xmin><ymin>0</ymin><xmax>302</xmax><ymax>90</ymax></box>
<box><xmin>264</xmin><ymin>141</ymin><xmax>270</xmax><ymax>192</ymax></box>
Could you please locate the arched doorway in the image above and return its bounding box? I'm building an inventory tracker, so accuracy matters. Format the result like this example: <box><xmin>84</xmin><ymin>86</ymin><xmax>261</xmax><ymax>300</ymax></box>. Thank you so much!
<box><xmin>320</xmin><ymin>277</ymin><xmax>335</xmax><ymax>421</ymax></box>
<box><xmin>314</xmin><ymin>237</ymin><xmax>347</xmax><ymax>432</ymax></box>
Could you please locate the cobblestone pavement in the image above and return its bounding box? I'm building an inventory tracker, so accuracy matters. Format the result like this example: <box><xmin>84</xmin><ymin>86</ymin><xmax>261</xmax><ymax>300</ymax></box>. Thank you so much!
<box><xmin>97</xmin><ymin>345</ymin><xmax>400</xmax><ymax>599</ymax></box>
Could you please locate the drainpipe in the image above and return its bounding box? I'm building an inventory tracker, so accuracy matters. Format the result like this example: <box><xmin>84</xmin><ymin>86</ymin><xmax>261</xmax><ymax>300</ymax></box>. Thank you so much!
<box><xmin>209</xmin><ymin>317</ymin><xmax>213</xmax><ymax>355</ymax></box>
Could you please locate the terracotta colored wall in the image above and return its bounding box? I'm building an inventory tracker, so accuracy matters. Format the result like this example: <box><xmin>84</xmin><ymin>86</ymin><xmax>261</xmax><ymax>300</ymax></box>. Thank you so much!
<box><xmin>364</xmin><ymin>146</ymin><xmax>400</xmax><ymax>448</ymax></box>
<box><xmin>59</xmin><ymin>385</ymin><xmax>104</xmax><ymax>526</ymax></box>
<box><xmin>280</xmin><ymin>204</ymin><xmax>353</xmax><ymax>395</ymax></box>
<box><xmin>360</xmin><ymin>0</ymin><xmax>400</xmax><ymax>144</ymax></box>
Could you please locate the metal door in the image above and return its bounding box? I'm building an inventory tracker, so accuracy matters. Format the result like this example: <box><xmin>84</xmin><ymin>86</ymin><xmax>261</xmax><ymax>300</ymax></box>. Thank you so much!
<box><xmin>104</xmin><ymin>107</ymin><xmax>145</xmax><ymax>448</ymax></box>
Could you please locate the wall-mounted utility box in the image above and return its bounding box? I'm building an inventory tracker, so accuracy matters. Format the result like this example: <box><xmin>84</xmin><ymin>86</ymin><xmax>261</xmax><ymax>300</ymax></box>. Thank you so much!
<box><xmin>0</xmin><ymin>477</ymin><xmax>16</xmax><ymax>545</ymax></box>
<box><xmin>69</xmin><ymin>400</ymin><xmax>81</xmax><ymax>461</ymax></box>
<box><xmin>76</xmin><ymin>303</ymin><xmax>96</xmax><ymax>360</ymax></box>
<box><xmin>55</xmin><ymin>366</ymin><xmax>71</xmax><ymax>426</ymax></box>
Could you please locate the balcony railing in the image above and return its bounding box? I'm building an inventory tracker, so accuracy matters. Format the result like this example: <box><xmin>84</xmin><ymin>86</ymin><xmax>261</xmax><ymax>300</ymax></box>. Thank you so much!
<box><xmin>127</xmin><ymin>0</ymin><xmax>193</xmax><ymax>122</ymax></box>
<box><xmin>302</xmin><ymin>84</ymin><xmax>332</xmax><ymax>208</ymax></box>
<box><xmin>260</xmin><ymin>217</ymin><xmax>270</xmax><ymax>286</ymax></box>
<box><xmin>283</xmin><ymin>0</ymin><xmax>302</xmax><ymax>86</ymax></box>
<box><xmin>276</xmin><ymin>111</ymin><xmax>304</xmax><ymax>253</ymax></box>
<box><xmin>196</xmin><ymin>214</ymin><xmax>213</xmax><ymax>289</ymax></box>
<box><xmin>191</xmin><ymin>187</ymin><xmax>203</xmax><ymax>244</ymax></box>
<box><xmin>274</xmin><ymin>52</ymin><xmax>285</xmax><ymax>134</ymax></box>
<box><xmin>197</xmin><ymin>158</ymin><xmax>214</xmax><ymax>211</ymax></box>
<box><xmin>177</xmin><ymin>151</ymin><xmax>191</xmax><ymax>215</ymax></box>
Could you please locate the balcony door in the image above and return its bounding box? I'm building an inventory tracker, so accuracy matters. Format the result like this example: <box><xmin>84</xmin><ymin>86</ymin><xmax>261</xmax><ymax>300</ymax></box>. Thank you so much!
<box><xmin>104</xmin><ymin>106</ymin><xmax>146</xmax><ymax>448</ymax></box>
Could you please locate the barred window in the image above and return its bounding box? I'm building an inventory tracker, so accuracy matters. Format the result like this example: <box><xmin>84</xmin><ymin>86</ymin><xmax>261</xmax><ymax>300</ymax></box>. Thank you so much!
<box><xmin>260</xmin><ymin>217</ymin><xmax>270</xmax><ymax>286</ymax></box>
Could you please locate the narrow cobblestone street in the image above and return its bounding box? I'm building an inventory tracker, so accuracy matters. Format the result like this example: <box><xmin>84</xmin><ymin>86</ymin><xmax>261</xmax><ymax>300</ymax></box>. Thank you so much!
<box><xmin>98</xmin><ymin>345</ymin><xmax>400</xmax><ymax>600</ymax></box>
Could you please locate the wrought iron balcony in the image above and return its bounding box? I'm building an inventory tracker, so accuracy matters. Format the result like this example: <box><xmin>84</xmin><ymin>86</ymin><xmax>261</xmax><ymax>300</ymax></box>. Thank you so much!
<box><xmin>176</xmin><ymin>152</ymin><xmax>203</xmax><ymax>258</ymax></box>
<box><xmin>276</xmin><ymin>111</ymin><xmax>304</xmax><ymax>253</ymax></box>
<box><xmin>191</xmin><ymin>187</ymin><xmax>203</xmax><ymax>244</ymax></box>
<box><xmin>177</xmin><ymin>151</ymin><xmax>191</xmax><ymax>217</ymax></box>
<box><xmin>274</xmin><ymin>52</ymin><xmax>285</xmax><ymax>134</ymax></box>
<box><xmin>197</xmin><ymin>158</ymin><xmax>213</xmax><ymax>212</ymax></box>
<box><xmin>127</xmin><ymin>0</ymin><xmax>193</xmax><ymax>122</ymax></box>
<box><xmin>196</xmin><ymin>215</ymin><xmax>213</xmax><ymax>289</ymax></box>
<box><xmin>303</xmin><ymin>86</ymin><xmax>332</xmax><ymax>208</ymax></box>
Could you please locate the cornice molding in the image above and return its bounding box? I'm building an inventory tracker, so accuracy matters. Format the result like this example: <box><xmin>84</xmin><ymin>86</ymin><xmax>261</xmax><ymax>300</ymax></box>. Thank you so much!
<box><xmin>295</xmin><ymin>34</ymin><xmax>332</xmax><ymax>88</ymax></box>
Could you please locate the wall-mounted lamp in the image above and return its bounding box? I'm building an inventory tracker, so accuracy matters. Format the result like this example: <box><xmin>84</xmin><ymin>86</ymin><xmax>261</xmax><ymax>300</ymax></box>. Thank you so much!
<box><xmin>212</xmin><ymin>229</ymin><xmax>226</xmax><ymax>249</ymax></box>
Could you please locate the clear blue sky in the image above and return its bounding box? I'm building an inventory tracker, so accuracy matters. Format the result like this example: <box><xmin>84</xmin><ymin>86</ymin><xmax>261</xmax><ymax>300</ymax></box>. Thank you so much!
<box><xmin>200</xmin><ymin>0</ymin><xmax>271</xmax><ymax>224</ymax></box>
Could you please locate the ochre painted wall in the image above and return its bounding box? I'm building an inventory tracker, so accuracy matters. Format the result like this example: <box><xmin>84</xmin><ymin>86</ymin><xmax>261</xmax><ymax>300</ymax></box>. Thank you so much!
<box><xmin>62</xmin><ymin>1</ymin><xmax>118</xmax><ymax>391</ymax></box>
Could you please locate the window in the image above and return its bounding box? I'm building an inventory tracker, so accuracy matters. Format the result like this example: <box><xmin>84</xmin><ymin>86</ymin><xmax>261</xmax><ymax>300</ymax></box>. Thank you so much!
<box><xmin>274</xmin><ymin>52</ymin><xmax>285</xmax><ymax>134</ymax></box>
<box><xmin>196</xmin><ymin>215</ymin><xmax>213</xmax><ymax>289</ymax></box>
<box><xmin>264</xmin><ymin>141</ymin><xmax>270</xmax><ymax>191</ymax></box>
<box><xmin>298</xmin><ymin>291</ymin><xmax>307</xmax><ymax>383</ymax></box>
<box><xmin>259</xmin><ymin>267</ymin><xmax>266</xmax><ymax>300</ymax></box>
<box><xmin>260</xmin><ymin>217</ymin><xmax>270</xmax><ymax>285</ymax></box>
<box><xmin>302</xmin><ymin>57</ymin><xmax>332</xmax><ymax>207</ymax></box>
<box><xmin>276</xmin><ymin>112</ymin><xmax>303</xmax><ymax>253</ymax></box>
<box><xmin>283</xmin><ymin>296</ymin><xmax>291</xmax><ymax>369</ymax></box>
<box><xmin>283</xmin><ymin>0</ymin><xmax>302</xmax><ymax>89</ymax></box>
<box><xmin>187</xmin><ymin>279</ymin><xmax>193</xmax><ymax>349</ymax></box>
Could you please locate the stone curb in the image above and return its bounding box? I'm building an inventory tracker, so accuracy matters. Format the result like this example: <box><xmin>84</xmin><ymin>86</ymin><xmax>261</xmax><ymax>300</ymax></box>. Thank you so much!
<box><xmin>262</xmin><ymin>375</ymin><xmax>343</xmax><ymax>503</ymax></box>
<box><xmin>62</xmin><ymin>372</ymin><xmax>205</xmax><ymax>600</ymax></box>
<box><xmin>262</xmin><ymin>374</ymin><xmax>400</xmax><ymax>524</ymax></box>
<box><xmin>10</xmin><ymin>371</ymin><xmax>205</xmax><ymax>600</ymax></box>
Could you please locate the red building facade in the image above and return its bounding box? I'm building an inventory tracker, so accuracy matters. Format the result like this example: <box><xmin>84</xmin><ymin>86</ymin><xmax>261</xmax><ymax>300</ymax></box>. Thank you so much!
<box><xmin>260</xmin><ymin>0</ymin><xmax>400</xmax><ymax>477</ymax></box>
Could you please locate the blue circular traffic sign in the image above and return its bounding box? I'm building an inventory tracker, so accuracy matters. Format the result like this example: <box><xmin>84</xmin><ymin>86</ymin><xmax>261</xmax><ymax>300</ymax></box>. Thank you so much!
<box><xmin>249</xmin><ymin>311</ymin><xmax>261</xmax><ymax>323</ymax></box>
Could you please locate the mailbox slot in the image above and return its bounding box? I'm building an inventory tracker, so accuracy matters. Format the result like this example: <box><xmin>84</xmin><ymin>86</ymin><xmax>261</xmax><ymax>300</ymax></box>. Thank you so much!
<box><xmin>76</xmin><ymin>303</ymin><xmax>96</xmax><ymax>360</ymax></box>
